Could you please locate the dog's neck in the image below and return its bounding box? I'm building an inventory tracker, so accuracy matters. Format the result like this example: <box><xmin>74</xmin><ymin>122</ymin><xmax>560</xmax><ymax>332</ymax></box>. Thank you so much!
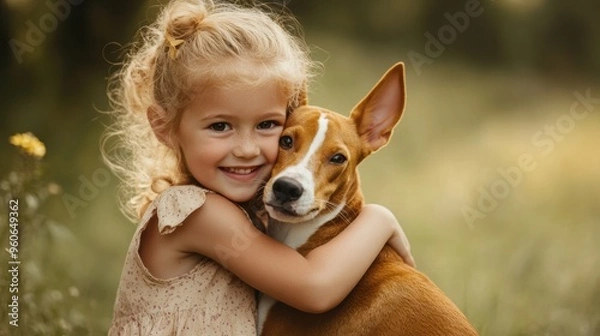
<box><xmin>268</xmin><ymin>191</ymin><xmax>364</xmax><ymax>253</ymax></box>
<box><xmin>267</xmin><ymin>202</ymin><xmax>344</xmax><ymax>249</ymax></box>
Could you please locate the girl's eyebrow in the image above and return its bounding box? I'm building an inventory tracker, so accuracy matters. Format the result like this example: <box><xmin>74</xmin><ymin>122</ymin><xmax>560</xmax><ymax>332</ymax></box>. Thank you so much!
<box><xmin>200</xmin><ymin>113</ymin><xmax>232</xmax><ymax>120</ymax></box>
<box><xmin>196</xmin><ymin>107</ymin><xmax>286</xmax><ymax>123</ymax></box>
<box><xmin>201</xmin><ymin>111</ymin><xmax>286</xmax><ymax>121</ymax></box>
<box><xmin>261</xmin><ymin>111</ymin><xmax>287</xmax><ymax>119</ymax></box>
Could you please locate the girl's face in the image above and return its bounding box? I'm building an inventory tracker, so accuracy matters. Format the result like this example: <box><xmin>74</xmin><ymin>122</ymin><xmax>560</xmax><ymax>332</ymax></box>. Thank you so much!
<box><xmin>177</xmin><ymin>81</ymin><xmax>287</xmax><ymax>202</ymax></box>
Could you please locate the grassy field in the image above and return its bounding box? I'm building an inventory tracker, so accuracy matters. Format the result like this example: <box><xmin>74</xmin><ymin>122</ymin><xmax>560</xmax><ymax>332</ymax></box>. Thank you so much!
<box><xmin>1</xmin><ymin>34</ymin><xmax>599</xmax><ymax>335</ymax></box>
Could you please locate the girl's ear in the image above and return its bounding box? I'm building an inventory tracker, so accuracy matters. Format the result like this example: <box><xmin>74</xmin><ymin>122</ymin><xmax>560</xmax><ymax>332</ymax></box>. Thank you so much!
<box><xmin>147</xmin><ymin>104</ymin><xmax>173</xmax><ymax>147</ymax></box>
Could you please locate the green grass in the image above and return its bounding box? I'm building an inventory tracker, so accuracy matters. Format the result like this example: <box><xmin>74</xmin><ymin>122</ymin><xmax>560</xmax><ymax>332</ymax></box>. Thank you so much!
<box><xmin>2</xmin><ymin>34</ymin><xmax>599</xmax><ymax>335</ymax></box>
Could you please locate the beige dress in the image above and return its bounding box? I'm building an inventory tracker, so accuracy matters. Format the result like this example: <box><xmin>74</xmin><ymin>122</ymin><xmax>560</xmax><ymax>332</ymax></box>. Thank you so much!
<box><xmin>109</xmin><ymin>185</ymin><xmax>257</xmax><ymax>335</ymax></box>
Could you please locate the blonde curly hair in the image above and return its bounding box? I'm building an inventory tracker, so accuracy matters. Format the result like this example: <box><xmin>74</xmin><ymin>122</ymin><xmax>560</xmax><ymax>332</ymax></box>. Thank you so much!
<box><xmin>103</xmin><ymin>0</ymin><xmax>316</xmax><ymax>221</ymax></box>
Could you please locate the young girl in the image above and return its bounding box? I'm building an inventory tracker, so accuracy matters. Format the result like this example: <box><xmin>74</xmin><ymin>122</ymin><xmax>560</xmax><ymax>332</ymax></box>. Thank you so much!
<box><xmin>104</xmin><ymin>0</ymin><xmax>414</xmax><ymax>334</ymax></box>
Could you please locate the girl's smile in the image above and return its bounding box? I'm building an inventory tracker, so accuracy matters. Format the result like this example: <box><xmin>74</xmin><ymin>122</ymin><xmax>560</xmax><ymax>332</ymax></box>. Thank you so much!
<box><xmin>177</xmin><ymin>81</ymin><xmax>288</xmax><ymax>203</ymax></box>
<box><xmin>220</xmin><ymin>165</ymin><xmax>264</xmax><ymax>182</ymax></box>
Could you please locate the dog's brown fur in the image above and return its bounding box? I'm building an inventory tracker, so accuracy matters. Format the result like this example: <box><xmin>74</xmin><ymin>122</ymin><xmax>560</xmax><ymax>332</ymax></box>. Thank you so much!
<box><xmin>260</xmin><ymin>63</ymin><xmax>478</xmax><ymax>336</ymax></box>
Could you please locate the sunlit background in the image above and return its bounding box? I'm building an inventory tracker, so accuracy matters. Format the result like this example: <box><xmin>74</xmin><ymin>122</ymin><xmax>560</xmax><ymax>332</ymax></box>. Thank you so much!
<box><xmin>1</xmin><ymin>0</ymin><xmax>599</xmax><ymax>334</ymax></box>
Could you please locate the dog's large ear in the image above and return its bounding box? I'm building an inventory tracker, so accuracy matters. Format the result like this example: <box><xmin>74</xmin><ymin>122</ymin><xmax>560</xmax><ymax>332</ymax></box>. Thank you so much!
<box><xmin>350</xmin><ymin>62</ymin><xmax>406</xmax><ymax>155</ymax></box>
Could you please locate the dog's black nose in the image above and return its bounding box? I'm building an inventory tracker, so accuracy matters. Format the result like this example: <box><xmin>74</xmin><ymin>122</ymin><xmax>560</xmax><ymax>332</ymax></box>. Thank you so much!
<box><xmin>272</xmin><ymin>177</ymin><xmax>303</xmax><ymax>203</ymax></box>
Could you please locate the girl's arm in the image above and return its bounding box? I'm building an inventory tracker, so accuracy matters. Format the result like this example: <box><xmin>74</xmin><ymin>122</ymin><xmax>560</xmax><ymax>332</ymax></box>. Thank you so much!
<box><xmin>174</xmin><ymin>193</ymin><xmax>412</xmax><ymax>313</ymax></box>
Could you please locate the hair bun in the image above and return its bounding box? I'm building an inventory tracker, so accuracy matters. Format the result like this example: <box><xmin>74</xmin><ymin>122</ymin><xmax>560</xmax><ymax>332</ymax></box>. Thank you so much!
<box><xmin>164</xmin><ymin>1</ymin><xmax>209</xmax><ymax>41</ymax></box>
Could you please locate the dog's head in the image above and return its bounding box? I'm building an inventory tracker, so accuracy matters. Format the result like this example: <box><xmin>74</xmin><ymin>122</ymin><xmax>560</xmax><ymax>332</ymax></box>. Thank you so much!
<box><xmin>264</xmin><ymin>63</ymin><xmax>407</xmax><ymax>224</ymax></box>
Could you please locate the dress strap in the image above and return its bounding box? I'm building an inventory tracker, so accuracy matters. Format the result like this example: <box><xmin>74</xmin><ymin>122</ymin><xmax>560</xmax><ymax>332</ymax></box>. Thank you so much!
<box><xmin>153</xmin><ymin>185</ymin><xmax>208</xmax><ymax>234</ymax></box>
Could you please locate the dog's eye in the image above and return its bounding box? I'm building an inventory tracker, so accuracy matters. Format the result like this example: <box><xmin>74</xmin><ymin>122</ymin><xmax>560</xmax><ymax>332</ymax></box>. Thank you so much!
<box><xmin>279</xmin><ymin>135</ymin><xmax>293</xmax><ymax>149</ymax></box>
<box><xmin>330</xmin><ymin>154</ymin><xmax>347</xmax><ymax>164</ymax></box>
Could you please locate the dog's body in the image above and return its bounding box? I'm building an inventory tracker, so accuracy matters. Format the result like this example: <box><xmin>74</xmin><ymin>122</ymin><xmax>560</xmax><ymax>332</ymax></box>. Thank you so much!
<box><xmin>258</xmin><ymin>63</ymin><xmax>478</xmax><ymax>335</ymax></box>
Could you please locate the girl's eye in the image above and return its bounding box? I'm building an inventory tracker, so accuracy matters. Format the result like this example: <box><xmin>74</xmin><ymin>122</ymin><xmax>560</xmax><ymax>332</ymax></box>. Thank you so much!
<box><xmin>257</xmin><ymin>120</ymin><xmax>279</xmax><ymax>130</ymax></box>
<box><xmin>330</xmin><ymin>153</ymin><xmax>347</xmax><ymax>164</ymax></box>
<box><xmin>279</xmin><ymin>135</ymin><xmax>293</xmax><ymax>149</ymax></box>
<box><xmin>209</xmin><ymin>122</ymin><xmax>230</xmax><ymax>132</ymax></box>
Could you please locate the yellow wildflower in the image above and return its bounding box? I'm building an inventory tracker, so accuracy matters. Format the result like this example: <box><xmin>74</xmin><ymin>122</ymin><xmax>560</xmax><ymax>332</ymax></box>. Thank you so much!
<box><xmin>9</xmin><ymin>132</ymin><xmax>46</xmax><ymax>159</ymax></box>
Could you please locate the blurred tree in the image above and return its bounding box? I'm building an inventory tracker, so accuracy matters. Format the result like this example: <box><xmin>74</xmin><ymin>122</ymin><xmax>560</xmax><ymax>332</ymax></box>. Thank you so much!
<box><xmin>0</xmin><ymin>0</ymin><xmax>146</xmax><ymax>182</ymax></box>
<box><xmin>1</xmin><ymin>0</ymin><xmax>599</xmax><ymax>182</ymax></box>
<box><xmin>285</xmin><ymin>0</ymin><xmax>600</xmax><ymax>79</ymax></box>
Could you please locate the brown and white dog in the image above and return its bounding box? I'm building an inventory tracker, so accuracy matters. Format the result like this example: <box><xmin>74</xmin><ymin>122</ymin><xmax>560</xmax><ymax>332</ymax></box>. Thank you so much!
<box><xmin>258</xmin><ymin>63</ymin><xmax>478</xmax><ymax>336</ymax></box>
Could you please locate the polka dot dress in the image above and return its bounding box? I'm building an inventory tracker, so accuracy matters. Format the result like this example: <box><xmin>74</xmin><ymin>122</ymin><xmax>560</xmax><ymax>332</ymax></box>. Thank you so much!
<box><xmin>109</xmin><ymin>186</ymin><xmax>257</xmax><ymax>335</ymax></box>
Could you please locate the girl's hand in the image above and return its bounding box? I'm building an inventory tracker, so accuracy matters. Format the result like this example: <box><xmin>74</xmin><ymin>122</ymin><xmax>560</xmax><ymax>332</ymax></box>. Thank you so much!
<box><xmin>361</xmin><ymin>204</ymin><xmax>416</xmax><ymax>268</ymax></box>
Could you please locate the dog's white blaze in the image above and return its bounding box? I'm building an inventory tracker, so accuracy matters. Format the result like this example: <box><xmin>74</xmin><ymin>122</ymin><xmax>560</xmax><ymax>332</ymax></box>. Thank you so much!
<box><xmin>298</xmin><ymin>113</ymin><xmax>329</xmax><ymax>170</ymax></box>
<box><xmin>271</xmin><ymin>113</ymin><xmax>329</xmax><ymax>215</ymax></box>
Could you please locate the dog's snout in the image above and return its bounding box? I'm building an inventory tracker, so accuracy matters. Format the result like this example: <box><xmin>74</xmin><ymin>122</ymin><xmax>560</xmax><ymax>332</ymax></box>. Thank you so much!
<box><xmin>272</xmin><ymin>177</ymin><xmax>303</xmax><ymax>203</ymax></box>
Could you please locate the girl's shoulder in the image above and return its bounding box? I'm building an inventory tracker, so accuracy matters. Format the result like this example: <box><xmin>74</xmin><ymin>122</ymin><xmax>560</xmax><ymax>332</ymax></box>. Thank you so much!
<box><xmin>144</xmin><ymin>184</ymin><xmax>211</xmax><ymax>235</ymax></box>
<box><xmin>139</xmin><ymin>185</ymin><xmax>260</xmax><ymax>267</ymax></box>
<box><xmin>142</xmin><ymin>184</ymin><xmax>256</xmax><ymax>235</ymax></box>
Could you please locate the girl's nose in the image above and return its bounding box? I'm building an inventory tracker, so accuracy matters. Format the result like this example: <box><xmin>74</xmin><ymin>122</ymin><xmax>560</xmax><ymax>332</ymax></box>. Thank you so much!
<box><xmin>232</xmin><ymin>135</ymin><xmax>260</xmax><ymax>159</ymax></box>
